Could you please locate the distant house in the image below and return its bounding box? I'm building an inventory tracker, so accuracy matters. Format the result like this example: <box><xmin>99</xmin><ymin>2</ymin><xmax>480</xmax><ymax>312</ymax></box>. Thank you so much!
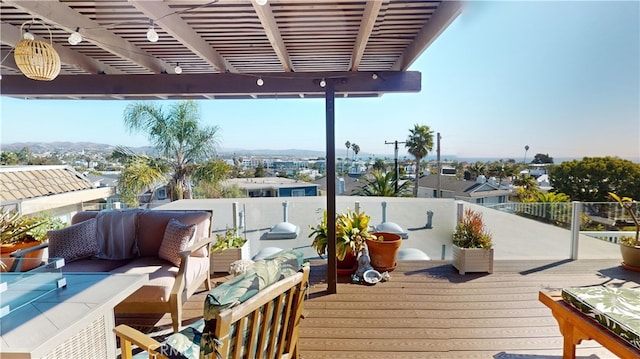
<box><xmin>0</xmin><ymin>165</ymin><xmax>114</xmax><ymax>221</ymax></box>
<box><xmin>417</xmin><ymin>175</ymin><xmax>510</xmax><ymax>205</ymax></box>
<box><xmin>223</xmin><ymin>177</ymin><xmax>318</xmax><ymax>197</ymax></box>
<box><xmin>313</xmin><ymin>176</ymin><xmax>366</xmax><ymax>196</ymax></box>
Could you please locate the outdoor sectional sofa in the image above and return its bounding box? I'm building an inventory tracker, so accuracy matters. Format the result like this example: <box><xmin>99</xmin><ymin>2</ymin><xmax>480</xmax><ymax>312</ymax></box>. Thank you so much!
<box><xmin>44</xmin><ymin>208</ymin><xmax>214</xmax><ymax>332</ymax></box>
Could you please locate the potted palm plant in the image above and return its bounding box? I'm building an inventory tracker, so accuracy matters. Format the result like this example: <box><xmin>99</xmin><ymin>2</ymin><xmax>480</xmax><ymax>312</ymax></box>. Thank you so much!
<box><xmin>210</xmin><ymin>228</ymin><xmax>250</xmax><ymax>273</ymax></box>
<box><xmin>309</xmin><ymin>209</ymin><xmax>374</xmax><ymax>275</ymax></box>
<box><xmin>609</xmin><ymin>193</ymin><xmax>640</xmax><ymax>270</ymax></box>
<box><xmin>451</xmin><ymin>208</ymin><xmax>494</xmax><ymax>275</ymax></box>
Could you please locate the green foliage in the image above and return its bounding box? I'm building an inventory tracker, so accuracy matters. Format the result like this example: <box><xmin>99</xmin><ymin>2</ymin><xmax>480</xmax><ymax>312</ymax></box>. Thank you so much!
<box><xmin>309</xmin><ymin>210</ymin><xmax>375</xmax><ymax>260</ymax></box>
<box><xmin>609</xmin><ymin>192</ymin><xmax>640</xmax><ymax>246</ymax></box>
<box><xmin>0</xmin><ymin>212</ymin><xmax>65</xmax><ymax>244</ymax></box>
<box><xmin>550</xmin><ymin>157</ymin><xmax>640</xmax><ymax>201</ymax></box>
<box><xmin>357</xmin><ymin>171</ymin><xmax>412</xmax><ymax>197</ymax></box>
<box><xmin>115</xmin><ymin>147</ymin><xmax>168</xmax><ymax>208</ymax></box>
<box><xmin>0</xmin><ymin>151</ymin><xmax>19</xmax><ymax>165</ymax></box>
<box><xmin>373</xmin><ymin>158</ymin><xmax>387</xmax><ymax>172</ymax></box>
<box><xmin>123</xmin><ymin>100</ymin><xmax>220</xmax><ymax>200</ymax></box>
<box><xmin>254</xmin><ymin>162</ymin><xmax>265</xmax><ymax>178</ymax></box>
<box><xmin>211</xmin><ymin>228</ymin><xmax>247</xmax><ymax>253</ymax></box>
<box><xmin>452</xmin><ymin>209</ymin><xmax>493</xmax><ymax>249</ymax></box>
<box><xmin>405</xmin><ymin>124</ymin><xmax>434</xmax><ymax>197</ymax></box>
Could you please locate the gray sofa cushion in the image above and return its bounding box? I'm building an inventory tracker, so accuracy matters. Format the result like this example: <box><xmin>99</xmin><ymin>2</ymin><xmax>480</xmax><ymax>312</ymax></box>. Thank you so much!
<box><xmin>112</xmin><ymin>256</ymin><xmax>210</xmax><ymax>303</ymax></box>
<box><xmin>62</xmin><ymin>257</ymin><xmax>130</xmax><ymax>272</ymax></box>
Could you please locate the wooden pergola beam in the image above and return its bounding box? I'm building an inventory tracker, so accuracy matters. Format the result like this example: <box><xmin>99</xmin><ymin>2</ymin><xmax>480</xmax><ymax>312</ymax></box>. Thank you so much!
<box><xmin>2</xmin><ymin>71</ymin><xmax>421</xmax><ymax>99</ymax></box>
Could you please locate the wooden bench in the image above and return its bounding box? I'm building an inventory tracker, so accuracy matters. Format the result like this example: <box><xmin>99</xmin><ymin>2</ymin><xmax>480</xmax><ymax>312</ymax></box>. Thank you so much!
<box><xmin>539</xmin><ymin>291</ymin><xmax>640</xmax><ymax>359</ymax></box>
<box><xmin>116</xmin><ymin>250</ymin><xmax>309</xmax><ymax>359</ymax></box>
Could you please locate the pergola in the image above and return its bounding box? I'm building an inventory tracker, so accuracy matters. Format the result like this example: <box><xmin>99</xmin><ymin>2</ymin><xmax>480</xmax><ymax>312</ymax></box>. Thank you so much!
<box><xmin>0</xmin><ymin>0</ymin><xmax>462</xmax><ymax>292</ymax></box>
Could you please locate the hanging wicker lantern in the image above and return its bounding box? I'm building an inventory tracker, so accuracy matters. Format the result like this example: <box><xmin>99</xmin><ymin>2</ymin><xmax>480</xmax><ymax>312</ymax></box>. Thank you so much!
<box><xmin>13</xmin><ymin>20</ymin><xmax>61</xmax><ymax>81</ymax></box>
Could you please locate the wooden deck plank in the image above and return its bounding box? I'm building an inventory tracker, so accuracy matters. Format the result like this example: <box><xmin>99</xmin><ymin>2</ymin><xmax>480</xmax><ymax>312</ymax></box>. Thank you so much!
<box><xmin>116</xmin><ymin>258</ymin><xmax>639</xmax><ymax>357</ymax></box>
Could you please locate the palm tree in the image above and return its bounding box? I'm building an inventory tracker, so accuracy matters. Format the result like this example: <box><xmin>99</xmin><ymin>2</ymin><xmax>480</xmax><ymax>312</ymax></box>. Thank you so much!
<box><xmin>512</xmin><ymin>173</ymin><xmax>539</xmax><ymax>202</ymax></box>
<box><xmin>467</xmin><ymin>161</ymin><xmax>486</xmax><ymax>180</ymax></box>
<box><xmin>351</xmin><ymin>143</ymin><xmax>360</xmax><ymax>160</ymax></box>
<box><xmin>113</xmin><ymin>147</ymin><xmax>168</xmax><ymax>207</ymax></box>
<box><xmin>123</xmin><ymin>100</ymin><xmax>219</xmax><ymax>200</ymax></box>
<box><xmin>344</xmin><ymin>141</ymin><xmax>351</xmax><ymax>173</ymax></box>
<box><xmin>373</xmin><ymin>158</ymin><xmax>386</xmax><ymax>172</ymax></box>
<box><xmin>405</xmin><ymin>124</ymin><xmax>434</xmax><ymax>197</ymax></box>
<box><xmin>524</xmin><ymin>145</ymin><xmax>530</xmax><ymax>164</ymax></box>
<box><xmin>357</xmin><ymin>171</ymin><xmax>411</xmax><ymax>197</ymax></box>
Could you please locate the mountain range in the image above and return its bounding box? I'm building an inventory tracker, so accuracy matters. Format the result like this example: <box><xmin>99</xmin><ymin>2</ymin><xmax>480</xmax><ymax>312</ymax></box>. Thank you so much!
<box><xmin>2</xmin><ymin>141</ymin><xmax>330</xmax><ymax>158</ymax></box>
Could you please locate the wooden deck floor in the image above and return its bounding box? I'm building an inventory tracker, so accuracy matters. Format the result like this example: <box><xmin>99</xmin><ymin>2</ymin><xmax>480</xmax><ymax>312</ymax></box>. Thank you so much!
<box><xmin>117</xmin><ymin>259</ymin><xmax>640</xmax><ymax>358</ymax></box>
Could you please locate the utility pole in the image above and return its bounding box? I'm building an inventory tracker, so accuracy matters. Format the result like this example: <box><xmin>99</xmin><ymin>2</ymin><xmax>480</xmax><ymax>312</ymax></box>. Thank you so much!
<box><xmin>436</xmin><ymin>132</ymin><xmax>442</xmax><ymax>198</ymax></box>
<box><xmin>385</xmin><ymin>140</ymin><xmax>406</xmax><ymax>193</ymax></box>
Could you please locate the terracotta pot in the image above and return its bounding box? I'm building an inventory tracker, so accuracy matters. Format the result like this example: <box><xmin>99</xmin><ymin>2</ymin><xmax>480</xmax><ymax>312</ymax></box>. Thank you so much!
<box><xmin>336</xmin><ymin>250</ymin><xmax>357</xmax><ymax>275</ymax></box>
<box><xmin>367</xmin><ymin>232</ymin><xmax>402</xmax><ymax>272</ymax></box>
<box><xmin>620</xmin><ymin>243</ymin><xmax>640</xmax><ymax>269</ymax></box>
<box><xmin>1</xmin><ymin>240</ymin><xmax>45</xmax><ymax>272</ymax></box>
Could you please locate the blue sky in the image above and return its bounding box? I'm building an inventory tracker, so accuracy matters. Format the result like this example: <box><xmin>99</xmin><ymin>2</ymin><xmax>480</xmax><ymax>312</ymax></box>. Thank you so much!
<box><xmin>1</xmin><ymin>1</ymin><xmax>639</xmax><ymax>161</ymax></box>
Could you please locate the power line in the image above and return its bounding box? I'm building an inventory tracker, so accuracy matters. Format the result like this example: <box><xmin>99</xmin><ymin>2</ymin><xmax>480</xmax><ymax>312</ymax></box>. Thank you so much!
<box><xmin>384</xmin><ymin>140</ymin><xmax>405</xmax><ymax>194</ymax></box>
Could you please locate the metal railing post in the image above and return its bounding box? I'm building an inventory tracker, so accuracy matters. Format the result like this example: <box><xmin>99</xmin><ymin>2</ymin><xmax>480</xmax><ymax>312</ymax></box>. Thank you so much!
<box><xmin>570</xmin><ymin>201</ymin><xmax>581</xmax><ymax>260</ymax></box>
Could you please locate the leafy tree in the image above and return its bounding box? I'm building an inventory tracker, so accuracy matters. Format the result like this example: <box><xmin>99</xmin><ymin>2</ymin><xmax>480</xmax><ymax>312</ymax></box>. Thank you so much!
<box><xmin>356</xmin><ymin>171</ymin><xmax>411</xmax><ymax>197</ymax></box>
<box><xmin>123</xmin><ymin>100</ymin><xmax>219</xmax><ymax>200</ymax></box>
<box><xmin>550</xmin><ymin>157</ymin><xmax>640</xmax><ymax>201</ymax></box>
<box><xmin>405</xmin><ymin>124</ymin><xmax>434</xmax><ymax>197</ymax></box>
<box><xmin>532</xmin><ymin>153</ymin><xmax>554</xmax><ymax>164</ymax></box>
<box><xmin>192</xmin><ymin>159</ymin><xmax>232</xmax><ymax>185</ymax></box>
<box><xmin>254</xmin><ymin>162</ymin><xmax>265</xmax><ymax>177</ymax></box>
<box><xmin>0</xmin><ymin>151</ymin><xmax>19</xmax><ymax>165</ymax></box>
<box><xmin>16</xmin><ymin>147</ymin><xmax>31</xmax><ymax>163</ymax></box>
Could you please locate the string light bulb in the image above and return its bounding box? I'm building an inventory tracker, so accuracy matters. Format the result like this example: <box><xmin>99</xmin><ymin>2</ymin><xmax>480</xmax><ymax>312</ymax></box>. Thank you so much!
<box><xmin>23</xmin><ymin>30</ymin><xmax>34</xmax><ymax>40</ymax></box>
<box><xmin>256</xmin><ymin>77</ymin><xmax>264</xmax><ymax>86</ymax></box>
<box><xmin>256</xmin><ymin>0</ymin><xmax>268</xmax><ymax>5</ymax></box>
<box><xmin>319</xmin><ymin>79</ymin><xmax>326</xmax><ymax>88</ymax></box>
<box><xmin>146</xmin><ymin>20</ymin><xmax>159</xmax><ymax>42</ymax></box>
<box><xmin>174</xmin><ymin>63</ymin><xmax>182</xmax><ymax>74</ymax></box>
<box><xmin>68</xmin><ymin>27</ymin><xmax>82</xmax><ymax>45</ymax></box>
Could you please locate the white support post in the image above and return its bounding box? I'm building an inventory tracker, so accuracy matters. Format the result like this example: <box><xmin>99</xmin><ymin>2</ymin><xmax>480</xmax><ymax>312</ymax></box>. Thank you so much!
<box><xmin>570</xmin><ymin>201</ymin><xmax>581</xmax><ymax>260</ymax></box>
<box><xmin>232</xmin><ymin>202</ymin><xmax>239</xmax><ymax>236</ymax></box>
<box><xmin>456</xmin><ymin>201</ymin><xmax>464</xmax><ymax>223</ymax></box>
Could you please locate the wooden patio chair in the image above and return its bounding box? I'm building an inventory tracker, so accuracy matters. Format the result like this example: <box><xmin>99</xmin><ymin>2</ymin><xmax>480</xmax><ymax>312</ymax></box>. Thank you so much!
<box><xmin>115</xmin><ymin>249</ymin><xmax>309</xmax><ymax>359</ymax></box>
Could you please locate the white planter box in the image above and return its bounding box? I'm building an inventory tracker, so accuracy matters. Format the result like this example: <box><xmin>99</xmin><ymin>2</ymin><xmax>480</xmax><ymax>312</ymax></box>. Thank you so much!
<box><xmin>452</xmin><ymin>245</ymin><xmax>493</xmax><ymax>275</ymax></box>
<box><xmin>209</xmin><ymin>241</ymin><xmax>251</xmax><ymax>273</ymax></box>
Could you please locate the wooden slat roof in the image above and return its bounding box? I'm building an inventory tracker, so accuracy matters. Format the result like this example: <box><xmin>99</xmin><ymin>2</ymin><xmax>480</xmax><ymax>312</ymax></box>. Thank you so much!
<box><xmin>0</xmin><ymin>0</ymin><xmax>462</xmax><ymax>99</ymax></box>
